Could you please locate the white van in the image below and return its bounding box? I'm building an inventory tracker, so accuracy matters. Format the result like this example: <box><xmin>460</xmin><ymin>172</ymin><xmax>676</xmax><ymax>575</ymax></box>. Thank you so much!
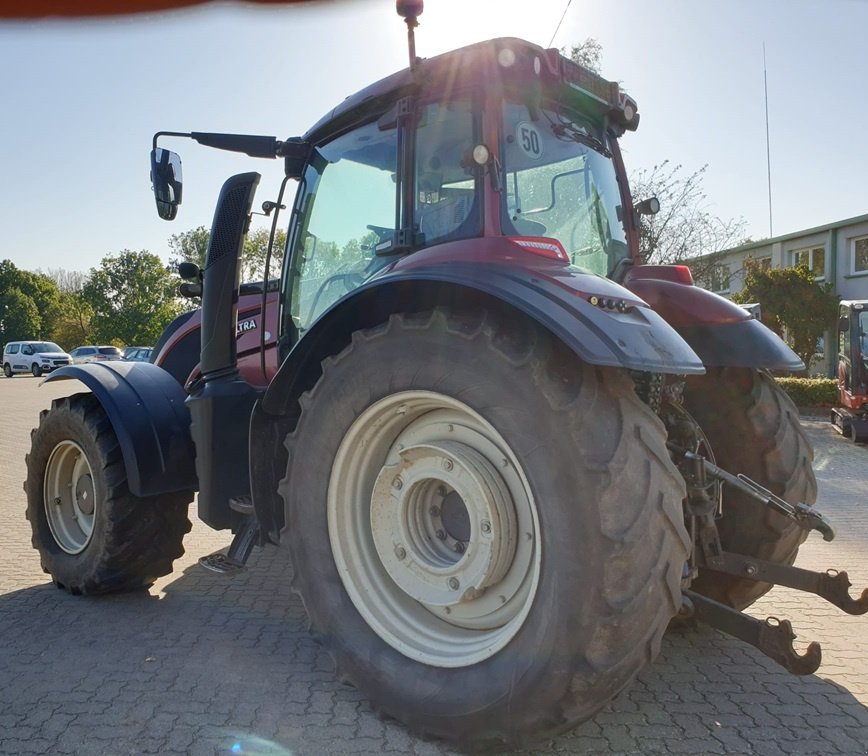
<box><xmin>2</xmin><ymin>341</ymin><xmax>72</xmax><ymax>377</ymax></box>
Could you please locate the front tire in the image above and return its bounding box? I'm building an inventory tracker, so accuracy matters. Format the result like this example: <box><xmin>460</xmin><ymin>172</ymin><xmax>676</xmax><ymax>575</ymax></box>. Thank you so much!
<box><xmin>31</xmin><ymin>364</ymin><xmax>42</xmax><ymax>377</ymax></box>
<box><xmin>281</xmin><ymin>309</ymin><xmax>689</xmax><ymax>749</ymax></box>
<box><xmin>25</xmin><ymin>392</ymin><xmax>193</xmax><ymax>594</ymax></box>
<box><xmin>684</xmin><ymin>368</ymin><xmax>817</xmax><ymax>609</ymax></box>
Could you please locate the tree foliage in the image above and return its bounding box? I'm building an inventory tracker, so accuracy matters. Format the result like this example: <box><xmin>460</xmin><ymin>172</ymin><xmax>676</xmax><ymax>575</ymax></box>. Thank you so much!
<box><xmin>629</xmin><ymin>161</ymin><xmax>747</xmax><ymax>281</ymax></box>
<box><xmin>44</xmin><ymin>268</ymin><xmax>94</xmax><ymax>348</ymax></box>
<box><xmin>168</xmin><ymin>225</ymin><xmax>287</xmax><ymax>283</ymax></box>
<box><xmin>0</xmin><ymin>287</ymin><xmax>41</xmax><ymax>345</ymax></box>
<box><xmin>82</xmin><ymin>250</ymin><xmax>184</xmax><ymax>346</ymax></box>
<box><xmin>567</xmin><ymin>38</ymin><xmax>603</xmax><ymax>73</ymax></box>
<box><xmin>0</xmin><ymin>259</ymin><xmax>63</xmax><ymax>343</ymax></box>
<box><xmin>733</xmin><ymin>262</ymin><xmax>839</xmax><ymax>372</ymax></box>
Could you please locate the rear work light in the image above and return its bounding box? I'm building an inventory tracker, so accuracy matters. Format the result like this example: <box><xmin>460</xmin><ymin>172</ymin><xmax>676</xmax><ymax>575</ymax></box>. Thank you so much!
<box><xmin>507</xmin><ymin>236</ymin><xmax>569</xmax><ymax>263</ymax></box>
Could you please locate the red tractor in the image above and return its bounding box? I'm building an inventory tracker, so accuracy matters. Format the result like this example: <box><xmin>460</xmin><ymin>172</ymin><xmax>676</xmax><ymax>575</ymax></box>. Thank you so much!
<box><xmin>24</xmin><ymin>4</ymin><xmax>867</xmax><ymax>749</ymax></box>
<box><xmin>831</xmin><ymin>300</ymin><xmax>868</xmax><ymax>442</ymax></box>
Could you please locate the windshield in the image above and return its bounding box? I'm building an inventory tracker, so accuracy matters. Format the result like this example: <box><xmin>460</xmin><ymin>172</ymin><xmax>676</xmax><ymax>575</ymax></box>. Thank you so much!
<box><xmin>34</xmin><ymin>342</ymin><xmax>63</xmax><ymax>353</ymax></box>
<box><xmin>501</xmin><ymin>100</ymin><xmax>629</xmax><ymax>277</ymax></box>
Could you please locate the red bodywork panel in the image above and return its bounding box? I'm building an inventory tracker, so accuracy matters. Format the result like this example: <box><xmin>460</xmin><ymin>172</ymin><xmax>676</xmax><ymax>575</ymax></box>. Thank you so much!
<box><xmin>391</xmin><ymin>236</ymin><xmax>650</xmax><ymax>308</ymax></box>
<box><xmin>153</xmin><ymin>291</ymin><xmax>280</xmax><ymax>389</ymax></box>
<box><xmin>624</xmin><ymin>274</ymin><xmax>751</xmax><ymax>328</ymax></box>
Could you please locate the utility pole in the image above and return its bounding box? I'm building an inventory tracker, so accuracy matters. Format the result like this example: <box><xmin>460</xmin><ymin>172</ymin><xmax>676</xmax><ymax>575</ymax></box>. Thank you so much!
<box><xmin>763</xmin><ymin>42</ymin><xmax>773</xmax><ymax>237</ymax></box>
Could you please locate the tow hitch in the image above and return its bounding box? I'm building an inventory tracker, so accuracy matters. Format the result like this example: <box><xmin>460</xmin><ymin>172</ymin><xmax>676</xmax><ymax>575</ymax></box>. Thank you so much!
<box><xmin>671</xmin><ymin>446</ymin><xmax>868</xmax><ymax>674</ymax></box>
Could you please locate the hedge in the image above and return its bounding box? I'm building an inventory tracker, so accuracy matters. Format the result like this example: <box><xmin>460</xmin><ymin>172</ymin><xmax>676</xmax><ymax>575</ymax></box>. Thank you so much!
<box><xmin>774</xmin><ymin>377</ymin><xmax>838</xmax><ymax>408</ymax></box>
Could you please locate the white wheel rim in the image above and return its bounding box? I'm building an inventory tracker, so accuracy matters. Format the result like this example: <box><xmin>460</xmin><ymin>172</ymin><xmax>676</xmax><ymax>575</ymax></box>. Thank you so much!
<box><xmin>44</xmin><ymin>440</ymin><xmax>97</xmax><ymax>554</ymax></box>
<box><xmin>328</xmin><ymin>391</ymin><xmax>541</xmax><ymax>667</ymax></box>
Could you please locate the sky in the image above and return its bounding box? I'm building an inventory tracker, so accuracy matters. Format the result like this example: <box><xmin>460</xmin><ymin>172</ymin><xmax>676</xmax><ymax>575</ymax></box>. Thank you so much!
<box><xmin>1</xmin><ymin>0</ymin><xmax>866</xmax><ymax>274</ymax></box>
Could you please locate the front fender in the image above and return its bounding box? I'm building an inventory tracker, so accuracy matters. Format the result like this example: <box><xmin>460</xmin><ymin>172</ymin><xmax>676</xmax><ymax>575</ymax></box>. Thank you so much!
<box><xmin>44</xmin><ymin>362</ymin><xmax>197</xmax><ymax>497</ymax></box>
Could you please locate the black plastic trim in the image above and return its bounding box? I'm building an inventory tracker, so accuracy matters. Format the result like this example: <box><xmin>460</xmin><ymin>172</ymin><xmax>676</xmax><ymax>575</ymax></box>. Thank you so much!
<box><xmin>43</xmin><ymin>362</ymin><xmax>197</xmax><ymax>497</ymax></box>
<box><xmin>678</xmin><ymin>319</ymin><xmax>805</xmax><ymax>371</ymax></box>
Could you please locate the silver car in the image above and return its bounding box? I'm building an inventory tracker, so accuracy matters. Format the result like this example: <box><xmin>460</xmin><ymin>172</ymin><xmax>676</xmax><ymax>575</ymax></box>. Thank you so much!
<box><xmin>69</xmin><ymin>345</ymin><xmax>124</xmax><ymax>364</ymax></box>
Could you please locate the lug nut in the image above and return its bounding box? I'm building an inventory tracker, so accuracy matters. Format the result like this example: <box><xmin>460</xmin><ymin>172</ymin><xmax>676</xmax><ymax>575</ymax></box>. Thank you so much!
<box><xmin>454</xmin><ymin>542</ymin><xmax>465</xmax><ymax>554</ymax></box>
<box><xmin>436</xmin><ymin>529</ymin><xmax>447</xmax><ymax>540</ymax></box>
<box><xmin>448</xmin><ymin>577</ymin><xmax>460</xmax><ymax>590</ymax></box>
<box><xmin>480</xmin><ymin>520</ymin><xmax>491</xmax><ymax>534</ymax></box>
<box><xmin>392</xmin><ymin>476</ymin><xmax>403</xmax><ymax>490</ymax></box>
<box><xmin>442</xmin><ymin>459</ymin><xmax>453</xmax><ymax>471</ymax></box>
<box><xmin>430</xmin><ymin>505</ymin><xmax>441</xmax><ymax>517</ymax></box>
<box><xmin>395</xmin><ymin>546</ymin><xmax>406</xmax><ymax>560</ymax></box>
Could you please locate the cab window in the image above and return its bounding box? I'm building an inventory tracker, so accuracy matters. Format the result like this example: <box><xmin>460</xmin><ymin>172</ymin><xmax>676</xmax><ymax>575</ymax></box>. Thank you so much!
<box><xmin>414</xmin><ymin>100</ymin><xmax>481</xmax><ymax>245</ymax></box>
<box><xmin>500</xmin><ymin>100</ymin><xmax>628</xmax><ymax>277</ymax></box>
<box><xmin>289</xmin><ymin>120</ymin><xmax>398</xmax><ymax>333</ymax></box>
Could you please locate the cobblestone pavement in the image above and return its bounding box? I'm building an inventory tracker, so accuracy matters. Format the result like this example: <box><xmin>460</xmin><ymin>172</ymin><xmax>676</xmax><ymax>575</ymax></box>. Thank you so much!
<box><xmin>1</xmin><ymin>378</ymin><xmax>866</xmax><ymax>755</ymax></box>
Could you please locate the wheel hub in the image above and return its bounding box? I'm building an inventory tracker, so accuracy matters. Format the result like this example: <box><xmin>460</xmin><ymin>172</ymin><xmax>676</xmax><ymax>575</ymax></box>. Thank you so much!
<box><xmin>371</xmin><ymin>441</ymin><xmax>517</xmax><ymax>607</ymax></box>
<box><xmin>328</xmin><ymin>392</ymin><xmax>541</xmax><ymax>666</ymax></box>
<box><xmin>43</xmin><ymin>441</ymin><xmax>96</xmax><ymax>554</ymax></box>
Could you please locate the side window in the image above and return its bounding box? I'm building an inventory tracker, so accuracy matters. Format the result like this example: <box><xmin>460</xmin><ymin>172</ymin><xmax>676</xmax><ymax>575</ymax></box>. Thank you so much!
<box><xmin>290</xmin><ymin>120</ymin><xmax>398</xmax><ymax>332</ymax></box>
<box><xmin>22</xmin><ymin>344</ymin><xmax>33</xmax><ymax>355</ymax></box>
<box><xmin>414</xmin><ymin>100</ymin><xmax>479</xmax><ymax>245</ymax></box>
<box><xmin>8</xmin><ymin>344</ymin><xmax>19</xmax><ymax>354</ymax></box>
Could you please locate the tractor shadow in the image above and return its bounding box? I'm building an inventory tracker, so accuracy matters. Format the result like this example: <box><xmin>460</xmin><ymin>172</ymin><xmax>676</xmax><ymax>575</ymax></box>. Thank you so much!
<box><xmin>1</xmin><ymin>541</ymin><xmax>867</xmax><ymax>755</ymax></box>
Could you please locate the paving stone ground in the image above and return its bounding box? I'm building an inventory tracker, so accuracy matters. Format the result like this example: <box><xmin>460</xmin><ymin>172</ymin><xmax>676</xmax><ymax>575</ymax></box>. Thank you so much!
<box><xmin>1</xmin><ymin>377</ymin><xmax>866</xmax><ymax>755</ymax></box>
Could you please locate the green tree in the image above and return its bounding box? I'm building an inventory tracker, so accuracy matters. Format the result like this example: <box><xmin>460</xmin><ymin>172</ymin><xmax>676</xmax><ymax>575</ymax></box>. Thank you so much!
<box><xmin>167</xmin><ymin>225</ymin><xmax>287</xmax><ymax>283</ymax></box>
<box><xmin>167</xmin><ymin>226</ymin><xmax>210</xmax><ymax>272</ymax></box>
<box><xmin>45</xmin><ymin>268</ymin><xmax>93</xmax><ymax>349</ymax></box>
<box><xmin>83</xmin><ymin>250</ymin><xmax>184</xmax><ymax>346</ymax></box>
<box><xmin>0</xmin><ymin>259</ymin><xmax>62</xmax><ymax>339</ymax></box>
<box><xmin>733</xmin><ymin>262</ymin><xmax>839</xmax><ymax>372</ymax></box>
<box><xmin>0</xmin><ymin>287</ymin><xmax>41</xmax><ymax>345</ymax></box>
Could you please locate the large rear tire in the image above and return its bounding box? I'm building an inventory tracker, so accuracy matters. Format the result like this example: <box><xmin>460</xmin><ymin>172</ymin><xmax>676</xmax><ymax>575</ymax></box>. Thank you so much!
<box><xmin>281</xmin><ymin>309</ymin><xmax>689</xmax><ymax>749</ymax></box>
<box><xmin>25</xmin><ymin>392</ymin><xmax>193</xmax><ymax>594</ymax></box>
<box><xmin>683</xmin><ymin>367</ymin><xmax>817</xmax><ymax>609</ymax></box>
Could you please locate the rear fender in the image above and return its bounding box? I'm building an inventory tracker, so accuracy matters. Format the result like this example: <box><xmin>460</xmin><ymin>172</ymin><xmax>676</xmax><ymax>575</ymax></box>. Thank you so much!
<box><xmin>43</xmin><ymin>362</ymin><xmax>197</xmax><ymax>497</ymax></box>
<box><xmin>260</xmin><ymin>261</ymin><xmax>703</xmax><ymax>418</ymax></box>
<box><xmin>625</xmin><ymin>276</ymin><xmax>804</xmax><ymax>371</ymax></box>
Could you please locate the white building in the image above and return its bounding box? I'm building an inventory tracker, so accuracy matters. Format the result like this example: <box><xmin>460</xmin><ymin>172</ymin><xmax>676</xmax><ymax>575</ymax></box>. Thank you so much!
<box><xmin>699</xmin><ymin>213</ymin><xmax>868</xmax><ymax>375</ymax></box>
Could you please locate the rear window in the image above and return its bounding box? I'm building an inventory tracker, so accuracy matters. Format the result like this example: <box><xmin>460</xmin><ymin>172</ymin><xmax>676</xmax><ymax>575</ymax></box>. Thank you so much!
<box><xmin>99</xmin><ymin>347</ymin><xmax>121</xmax><ymax>356</ymax></box>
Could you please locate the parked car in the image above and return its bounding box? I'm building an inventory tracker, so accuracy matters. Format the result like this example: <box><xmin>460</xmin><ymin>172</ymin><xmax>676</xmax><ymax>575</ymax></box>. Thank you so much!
<box><xmin>122</xmin><ymin>346</ymin><xmax>153</xmax><ymax>362</ymax></box>
<box><xmin>2</xmin><ymin>341</ymin><xmax>72</xmax><ymax>377</ymax></box>
<box><xmin>69</xmin><ymin>345</ymin><xmax>124</xmax><ymax>364</ymax></box>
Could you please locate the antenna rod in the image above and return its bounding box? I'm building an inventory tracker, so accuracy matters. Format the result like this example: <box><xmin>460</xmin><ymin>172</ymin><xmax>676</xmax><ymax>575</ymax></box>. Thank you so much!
<box><xmin>763</xmin><ymin>42</ymin><xmax>773</xmax><ymax>237</ymax></box>
<box><xmin>396</xmin><ymin>0</ymin><xmax>423</xmax><ymax>70</ymax></box>
<box><xmin>406</xmin><ymin>14</ymin><xmax>418</xmax><ymax>69</ymax></box>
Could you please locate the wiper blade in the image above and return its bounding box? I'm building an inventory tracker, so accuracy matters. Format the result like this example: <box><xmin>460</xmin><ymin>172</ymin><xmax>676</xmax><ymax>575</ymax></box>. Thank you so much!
<box><xmin>551</xmin><ymin>122</ymin><xmax>612</xmax><ymax>158</ymax></box>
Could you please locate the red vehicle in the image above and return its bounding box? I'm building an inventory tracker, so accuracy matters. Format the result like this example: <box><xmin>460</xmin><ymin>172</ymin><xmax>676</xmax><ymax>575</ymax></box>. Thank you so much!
<box><xmin>23</xmin><ymin>4</ymin><xmax>867</xmax><ymax>749</ymax></box>
<box><xmin>831</xmin><ymin>300</ymin><xmax>868</xmax><ymax>442</ymax></box>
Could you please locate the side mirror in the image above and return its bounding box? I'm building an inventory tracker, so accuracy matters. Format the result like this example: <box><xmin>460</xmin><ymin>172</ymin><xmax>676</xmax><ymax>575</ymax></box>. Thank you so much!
<box><xmin>839</xmin><ymin>316</ymin><xmax>850</xmax><ymax>334</ymax></box>
<box><xmin>634</xmin><ymin>197</ymin><xmax>660</xmax><ymax>216</ymax></box>
<box><xmin>150</xmin><ymin>148</ymin><xmax>183</xmax><ymax>220</ymax></box>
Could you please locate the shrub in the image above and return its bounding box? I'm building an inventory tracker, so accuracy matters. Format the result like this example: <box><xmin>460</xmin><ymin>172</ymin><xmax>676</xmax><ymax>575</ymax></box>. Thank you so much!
<box><xmin>774</xmin><ymin>377</ymin><xmax>837</xmax><ymax>408</ymax></box>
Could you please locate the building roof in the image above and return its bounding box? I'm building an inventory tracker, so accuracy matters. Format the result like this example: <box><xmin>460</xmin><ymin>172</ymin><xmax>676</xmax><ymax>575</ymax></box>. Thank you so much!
<box><xmin>720</xmin><ymin>212</ymin><xmax>868</xmax><ymax>257</ymax></box>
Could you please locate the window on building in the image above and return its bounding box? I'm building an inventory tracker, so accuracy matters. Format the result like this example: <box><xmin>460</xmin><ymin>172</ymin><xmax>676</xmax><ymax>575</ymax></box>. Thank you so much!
<box><xmin>791</xmin><ymin>245</ymin><xmax>825</xmax><ymax>279</ymax></box>
<box><xmin>755</xmin><ymin>256</ymin><xmax>772</xmax><ymax>270</ymax></box>
<box><xmin>708</xmin><ymin>264</ymin><xmax>731</xmax><ymax>293</ymax></box>
<box><xmin>852</xmin><ymin>236</ymin><xmax>868</xmax><ymax>275</ymax></box>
